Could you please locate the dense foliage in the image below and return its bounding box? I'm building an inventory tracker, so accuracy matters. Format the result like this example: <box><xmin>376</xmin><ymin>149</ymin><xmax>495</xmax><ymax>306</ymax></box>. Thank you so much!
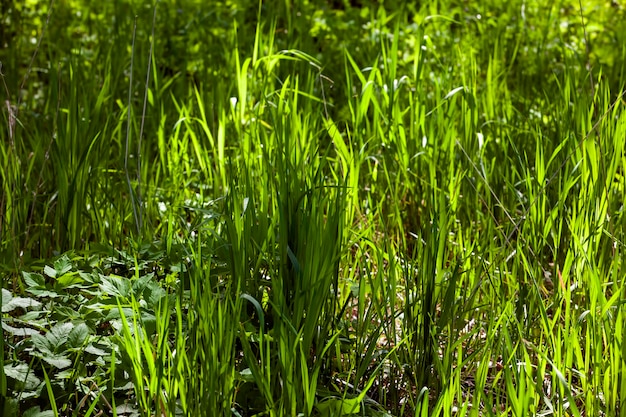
<box><xmin>2</xmin><ymin>0</ymin><xmax>626</xmax><ymax>416</ymax></box>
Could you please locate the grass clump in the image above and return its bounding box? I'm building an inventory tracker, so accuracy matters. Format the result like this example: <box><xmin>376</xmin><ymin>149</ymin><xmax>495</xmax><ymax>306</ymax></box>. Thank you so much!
<box><xmin>1</xmin><ymin>0</ymin><xmax>626</xmax><ymax>416</ymax></box>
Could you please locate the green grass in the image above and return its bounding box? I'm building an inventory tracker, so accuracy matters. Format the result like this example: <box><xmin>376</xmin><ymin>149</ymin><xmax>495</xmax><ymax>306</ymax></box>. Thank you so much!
<box><xmin>2</xmin><ymin>0</ymin><xmax>626</xmax><ymax>416</ymax></box>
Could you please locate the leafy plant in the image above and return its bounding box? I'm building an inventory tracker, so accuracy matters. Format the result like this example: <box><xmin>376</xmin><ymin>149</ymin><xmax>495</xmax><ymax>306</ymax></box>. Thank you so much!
<box><xmin>2</xmin><ymin>0</ymin><xmax>626</xmax><ymax>416</ymax></box>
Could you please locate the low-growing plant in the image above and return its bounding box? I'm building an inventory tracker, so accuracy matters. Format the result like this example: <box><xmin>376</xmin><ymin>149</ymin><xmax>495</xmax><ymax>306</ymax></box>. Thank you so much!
<box><xmin>2</xmin><ymin>0</ymin><xmax>626</xmax><ymax>416</ymax></box>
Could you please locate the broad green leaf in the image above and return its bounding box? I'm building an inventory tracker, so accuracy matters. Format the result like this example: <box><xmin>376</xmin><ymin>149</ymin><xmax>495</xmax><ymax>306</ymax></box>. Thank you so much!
<box><xmin>2</xmin><ymin>322</ymin><xmax>40</xmax><ymax>337</ymax></box>
<box><xmin>46</xmin><ymin>322</ymin><xmax>74</xmax><ymax>349</ymax></box>
<box><xmin>68</xmin><ymin>323</ymin><xmax>90</xmax><ymax>349</ymax></box>
<box><xmin>139</xmin><ymin>311</ymin><xmax>157</xmax><ymax>337</ymax></box>
<box><xmin>22</xmin><ymin>272</ymin><xmax>45</xmax><ymax>289</ymax></box>
<box><xmin>131</xmin><ymin>273</ymin><xmax>154</xmax><ymax>295</ymax></box>
<box><xmin>85</xmin><ymin>344</ymin><xmax>107</xmax><ymax>356</ymax></box>
<box><xmin>55</xmin><ymin>272</ymin><xmax>85</xmax><ymax>289</ymax></box>
<box><xmin>316</xmin><ymin>397</ymin><xmax>361</xmax><ymax>416</ymax></box>
<box><xmin>20</xmin><ymin>311</ymin><xmax>45</xmax><ymax>321</ymax></box>
<box><xmin>26</xmin><ymin>289</ymin><xmax>58</xmax><ymax>298</ymax></box>
<box><xmin>99</xmin><ymin>276</ymin><xmax>131</xmax><ymax>298</ymax></box>
<box><xmin>238</xmin><ymin>368</ymin><xmax>255</xmax><ymax>382</ymax></box>
<box><xmin>4</xmin><ymin>363</ymin><xmax>42</xmax><ymax>390</ymax></box>
<box><xmin>36</xmin><ymin>352</ymin><xmax>72</xmax><ymax>369</ymax></box>
<box><xmin>145</xmin><ymin>280</ymin><xmax>167</xmax><ymax>307</ymax></box>
<box><xmin>53</xmin><ymin>255</ymin><xmax>73</xmax><ymax>276</ymax></box>
<box><xmin>55</xmin><ymin>368</ymin><xmax>76</xmax><ymax>379</ymax></box>
<box><xmin>105</xmin><ymin>307</ymin><xmax>135</xmax><ymax>321</ymax></box>
<box><xmin>43</xmin><ymin>265</ymin><xmax>56</xmax><ymax>278</ymax></box>
<box><xmin>2</xmin><ymin>288</ymin><xmax>12</xmax><ymax>306</ymax></box>
<box><xmin>1</xmin><ymin>290</ymin><xmax>42</xmax><ymax>313</ymax></box>
<box><xmin>22</xmin><ymin>272</ymin><xmax>57</xmax><ymax>298</ymax></box>
<box><xmin>31</xmin><ymin>334</ymin><xmax>53</xmax><ymax>354</ymax></box>
<box><xmin>24</xmin><ymin>406</ymin><xmax>55</xmax><ymax>417</ymax></box>
<box><xmin>52</xmin><ymin>305</ymin><xmax>81</xmax><ymax>321</ymax></box>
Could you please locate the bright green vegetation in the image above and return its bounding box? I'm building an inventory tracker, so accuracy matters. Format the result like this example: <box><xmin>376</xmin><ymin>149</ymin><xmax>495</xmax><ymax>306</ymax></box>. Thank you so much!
<box><xmin>2</xmin><ymin>0</ymin><xmax>626</xmax><ymax>416</ymax></box>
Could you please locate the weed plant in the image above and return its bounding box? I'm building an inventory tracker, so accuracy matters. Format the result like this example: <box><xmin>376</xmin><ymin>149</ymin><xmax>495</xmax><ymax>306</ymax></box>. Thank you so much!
<box><xmin>1</xmin><ymin>0</ymin><xmax>626</xmax><ymax>416</ymax></box>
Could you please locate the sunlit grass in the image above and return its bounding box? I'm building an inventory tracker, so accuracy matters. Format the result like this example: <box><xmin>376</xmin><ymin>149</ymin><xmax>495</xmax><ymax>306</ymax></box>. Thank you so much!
<box><xmin>1</xmin><ymin>0</ymin><xmax>626</xmax><ymax>416</ymax></box>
